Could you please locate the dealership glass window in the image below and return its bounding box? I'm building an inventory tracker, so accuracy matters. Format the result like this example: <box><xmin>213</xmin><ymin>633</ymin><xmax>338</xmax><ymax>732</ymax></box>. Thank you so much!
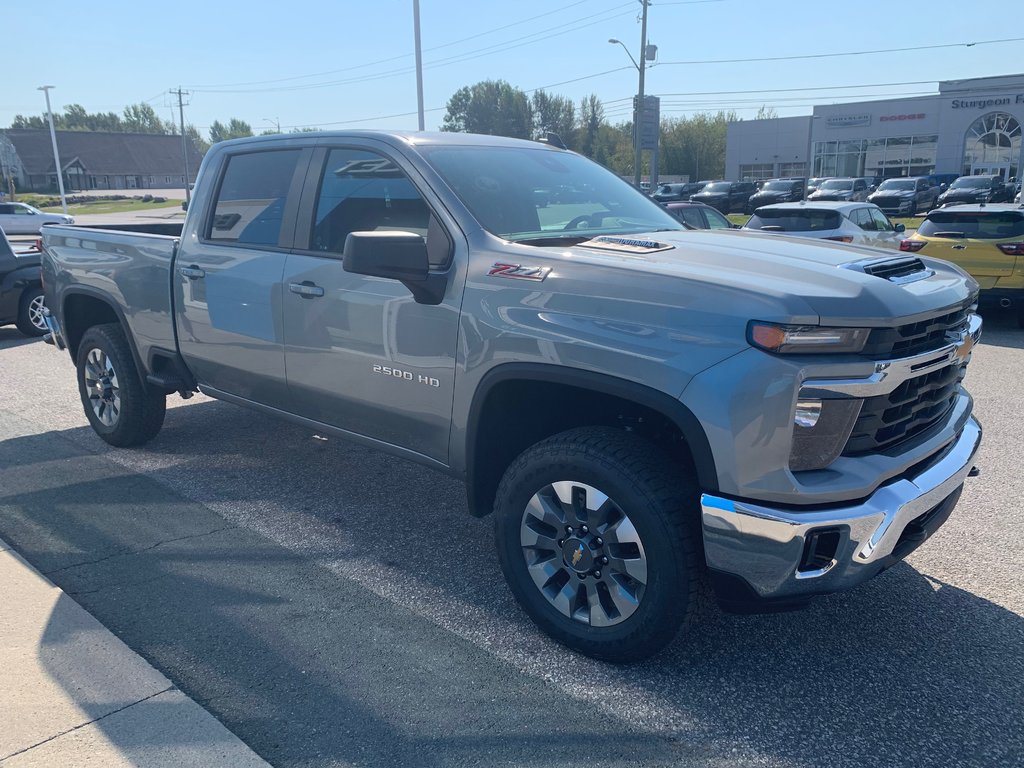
<box><xmin>739</xmin><ymin>163</ymin><xmax>774</xmax><ymax>181</ymax></box>
<box><xmin>963</xmin><ymin>112</ymin><xmax>1021</xmax><ymax>178</ymax></box>
<box><xmin>779</xmin><ymin>162</ymin><xmax>806</xmax><ymax>178</ymax></box>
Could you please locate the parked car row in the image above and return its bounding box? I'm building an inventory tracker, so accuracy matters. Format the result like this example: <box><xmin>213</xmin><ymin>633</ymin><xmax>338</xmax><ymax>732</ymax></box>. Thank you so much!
<box><xmin>0</xmin><ymin>227</ymin><xmax>48</xmax><ymax>337</ymax></box>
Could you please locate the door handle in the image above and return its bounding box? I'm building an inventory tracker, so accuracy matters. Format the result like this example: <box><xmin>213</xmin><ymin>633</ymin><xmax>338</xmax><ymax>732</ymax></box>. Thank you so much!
<box><xmin>179</xmin><ymin>265</ymin><xmax>205</xmax><ymax>280</ymax></box>
<box><xmin>952</xmin><ymin>244</ymin><xmax>967</xmax><ymax>250</ymax></box>
<box><xmin>289</xmin><ymin>281</ymin><xmax>325</xmax><ymax>298</ymax></box>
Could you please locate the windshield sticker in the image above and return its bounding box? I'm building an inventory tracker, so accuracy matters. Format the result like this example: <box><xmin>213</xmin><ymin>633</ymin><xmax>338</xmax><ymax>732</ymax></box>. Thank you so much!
<box><xmin>579</xmin><ymin>236</ymin><xmax>675</xmax><ymax>254</ymax></box>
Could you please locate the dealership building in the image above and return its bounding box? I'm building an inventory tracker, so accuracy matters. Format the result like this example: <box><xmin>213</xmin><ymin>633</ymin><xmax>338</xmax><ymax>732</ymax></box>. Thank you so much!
<box><xmin>725</xmin><ymin>73</ymin><xmax>1024</xmax><ymax>182</ymax></box>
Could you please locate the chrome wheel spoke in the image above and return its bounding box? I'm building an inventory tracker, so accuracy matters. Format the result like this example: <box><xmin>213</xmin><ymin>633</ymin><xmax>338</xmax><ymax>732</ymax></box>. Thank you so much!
<box><xmin>82</xmin><ymin>347</ymin><xmax>120</xmax><ymax>427</ymax></box>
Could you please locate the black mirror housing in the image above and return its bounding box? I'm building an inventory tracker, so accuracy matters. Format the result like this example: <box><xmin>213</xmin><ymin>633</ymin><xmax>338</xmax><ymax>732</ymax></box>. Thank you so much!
<box><xmin>343</xmin><ymin>231</ymin><xmax>447</xmax><ymax>305</ymax></box>
<box><xmin>894</xmin><ymin>223</ymin><xmax>906</xmax><ymax>233</ymax></box>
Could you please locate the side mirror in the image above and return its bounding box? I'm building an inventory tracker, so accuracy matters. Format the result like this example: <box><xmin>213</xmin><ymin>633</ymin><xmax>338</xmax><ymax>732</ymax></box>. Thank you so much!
<box><xmin>343</xmin><ymin>231</ymin><xmax>446</xmax><ymax>305</ymax></box>
<box><xmin>181</xmin><ymin>200</ymin><xmax>188</xmax><ymax>212</ymax></box>
<box><xmin>894</xmin><ymin>223</ymin><xmax>906</xmax><ymax>233</ymax></box>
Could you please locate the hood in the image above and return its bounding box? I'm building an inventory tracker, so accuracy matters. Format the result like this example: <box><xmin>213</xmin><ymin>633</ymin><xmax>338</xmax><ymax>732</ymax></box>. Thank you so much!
<box><xmin>692</xmin><ymin>191</ymin><xmax>726</xmax><ymax>200</ymax></box>
<box><xmin>749</xmin><ymin>191</ymin><xmax>793</xmax><ymax>203</ymax></box>
<box><xmin>518</xmin><ymin>229</ymin><xmax>976</xmax><ymax>326</ymax></box>
<box><xmin>809</xmin><ymin>190</ymin><xmax>851</xmax><ymax>201</ymax></box>
<box><xmin>870</xmin><ymin>189</ymin><xmax>914</xmax><ymax>199</ymax></box>
<box><xmin>939</xmin><ymin>188</ymin><xmax>990</xmax><ymax>201</ymax></box>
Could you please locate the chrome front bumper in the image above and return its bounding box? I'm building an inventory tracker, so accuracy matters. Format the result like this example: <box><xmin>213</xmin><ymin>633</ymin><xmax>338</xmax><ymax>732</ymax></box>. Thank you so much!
<box><xmin>700</xmin><ymin>415</ymin><xmax>981</xmax><ymax>604</ymax></box>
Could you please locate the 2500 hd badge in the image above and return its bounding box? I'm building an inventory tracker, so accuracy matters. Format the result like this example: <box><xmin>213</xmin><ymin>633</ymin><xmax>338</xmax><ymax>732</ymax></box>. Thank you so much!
<box><xmin>372</xmin><ymin>364</ymin><xmax>440</xmax><ymax>388</ymax></box>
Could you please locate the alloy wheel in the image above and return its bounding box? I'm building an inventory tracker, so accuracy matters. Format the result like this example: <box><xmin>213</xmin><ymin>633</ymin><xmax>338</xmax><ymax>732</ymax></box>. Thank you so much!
<box><xmin>519</xmin><ymin>481</ymin><xmax>648</xmax><ymax>627</ymax></box>
<box><xmin>83</xmin><ymin>348</ymin><xmax>121</xmax><ymax>427</ymax></box>
<box><xmin>27</xmin><ymin>294</ymin><xmax>47</xmax><ymax>332</ymax></box>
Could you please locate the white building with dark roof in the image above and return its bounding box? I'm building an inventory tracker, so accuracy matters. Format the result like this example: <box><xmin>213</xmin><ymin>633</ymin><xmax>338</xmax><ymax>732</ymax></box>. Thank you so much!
<box><xmin>0</xmin><ymin>129</ymin><xmax>204</xmax><ymax>192</ymax></box>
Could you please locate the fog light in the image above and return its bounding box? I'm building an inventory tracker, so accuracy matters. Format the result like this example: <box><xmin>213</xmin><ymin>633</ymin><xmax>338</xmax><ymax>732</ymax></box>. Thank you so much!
<box><xmin>790</xmin><ymin>399</ymin><xmax>863</xmax><ymax>471</ymax></box>
<box><xmin>795</xmin><ymin>399</ymin><xmax>822</xmax><ymax>428</ymax></box>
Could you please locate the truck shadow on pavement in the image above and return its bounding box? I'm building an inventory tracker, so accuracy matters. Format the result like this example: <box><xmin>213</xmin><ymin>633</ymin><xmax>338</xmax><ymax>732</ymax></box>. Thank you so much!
<box><xmin>0</xmin><ymin>328</ymin><xmax>44</xmax><ymax>350</ymax></box>
<box><xmin>0</xmin><ymin>398</ymin><xmax>1021</xmax><ymax>767</ymax></box>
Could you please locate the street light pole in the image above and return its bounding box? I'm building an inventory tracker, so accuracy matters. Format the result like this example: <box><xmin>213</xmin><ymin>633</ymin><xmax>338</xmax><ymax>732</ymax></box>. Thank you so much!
<box><xmin>37</xmin><ymin>86</ymin><xmax>68</xmax><ymax>214</ymax></box>
<box><xmin>635</xmin><ymin>0</ymin><xmax>648</xmax><ymax>189</ymax></box>
<box><xmin>413</xmin><ymin>0</ymin><xmax>425</xmax><ymax>131</ymax></box>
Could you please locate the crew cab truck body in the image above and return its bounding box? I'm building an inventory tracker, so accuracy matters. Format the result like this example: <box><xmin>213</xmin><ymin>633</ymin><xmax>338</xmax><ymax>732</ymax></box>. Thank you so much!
<box><xmin>41</xmin><ymin>132</ymin><xmax>982</xmax><ymax>660</ymax></box>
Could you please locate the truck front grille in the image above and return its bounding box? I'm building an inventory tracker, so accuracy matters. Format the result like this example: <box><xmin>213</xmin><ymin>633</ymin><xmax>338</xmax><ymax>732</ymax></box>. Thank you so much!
<box><xmin>860</xmin><ymin>304</ymin><xmax>971</xmax><ymax>359</ymax></box>
<box><xmin>843</xmin><ymin>363</ymin><xmax>962</xmax><ymax>455</ymax></box>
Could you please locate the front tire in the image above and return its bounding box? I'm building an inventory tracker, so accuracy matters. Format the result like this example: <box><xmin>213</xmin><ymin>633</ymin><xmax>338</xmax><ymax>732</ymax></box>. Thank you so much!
<box><xmin>494</xmin><ymin>427</ymin><xmax>701</xmax><ymax>662</ymax></box>
<box><xmin>76</xmin><ymin>323</ymin><xmax>166</xmax><ymax>447</ymax></box>
<box><xmin>15</xmin><ymin>287</ymin><xmax>48</xmax><ymax>337</ymax></box>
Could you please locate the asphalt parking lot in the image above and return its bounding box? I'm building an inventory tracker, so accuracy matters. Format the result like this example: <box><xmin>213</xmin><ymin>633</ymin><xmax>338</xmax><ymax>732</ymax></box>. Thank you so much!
<box><xmin>1</xmin><ymin>312</ymin><xmax>1022</xmax><ymax>768</ymax></box>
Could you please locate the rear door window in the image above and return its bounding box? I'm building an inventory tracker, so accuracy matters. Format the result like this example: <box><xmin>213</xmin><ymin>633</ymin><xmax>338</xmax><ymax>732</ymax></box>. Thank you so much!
<box><xmin>850</xmin><ymin>208</ymin><xmax>875</xmax><ymax>231</ymax></box>
<box><xmin>918</xmin><ymin>211</ymin><xmax>1024</xmax><ymax>239</ymax></box>
<box><xmin>870</xmin><ymin>209</ymin><xmax>894</xmax><ymax>232</ymax></box>
<box><xmin>671</xmin><ymin>207</ymin><xmax>705</xmax><ymax>229</ymax></box>
<box><xmin>746</xmin><ymin>209</ymin><xmax>842</xmax><ymax>231</ymax></box>
<box><xmin>207</xmin><ymin>150</ymin><xmax>303</xmax><ymax>246</ymax></box>
<box><xmin>703</xmin><ymin>207</ymin><xmax>733</xmax><ymax>229</ymax></box>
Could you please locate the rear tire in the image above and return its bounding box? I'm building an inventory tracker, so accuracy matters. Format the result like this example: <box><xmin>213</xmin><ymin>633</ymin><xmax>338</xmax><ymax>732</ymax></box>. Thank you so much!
<box><xmin>494</xmin><ymin>427</ymin><xmax>701</xmax><ymax>662</ymax></box>
<box><xmin>15</xmin><ymin>287</ymin><xmax>47</xmax><ymax>337</ymax></box>
<box><xmin>75</xmin><ymin>323</ymin><xmax>166</xmax><ymax>447</ymax></box>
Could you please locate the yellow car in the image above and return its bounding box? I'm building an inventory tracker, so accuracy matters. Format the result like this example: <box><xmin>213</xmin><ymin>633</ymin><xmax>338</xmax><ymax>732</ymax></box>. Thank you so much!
<box><xmin>903</xmin><ymin>204</ymin><xmax>1024</xmax><ymax>326</ymax></box>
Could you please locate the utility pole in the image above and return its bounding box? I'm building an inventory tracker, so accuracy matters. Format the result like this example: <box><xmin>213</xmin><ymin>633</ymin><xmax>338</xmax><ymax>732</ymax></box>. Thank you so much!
<box><xmin>37</xmin><ymin>86</ymin><xmax>68</xmax><ymax>214</ymax></box>
<box><xmin>413</xmin><ymin>0</ymin><xmax>425</xmax><ymax>131</ymax></box>
<box><xmin>634</xmin><ymin>0</ymin><xmax>649</xmax><ymax>189</ymax></box>
<box><xmin>171</xmin><ymin>87</ymin><xmax>191</xmax><ymax>205</ymax></box>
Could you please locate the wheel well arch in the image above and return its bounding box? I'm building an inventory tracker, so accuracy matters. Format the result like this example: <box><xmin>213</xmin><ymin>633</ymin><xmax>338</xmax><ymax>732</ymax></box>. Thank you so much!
<box><xmin>464</xmin><ymin>364</ymin><xmax>717</xmax><ymax>517</ymax></box>
<box><xmin>60</xmin><ymin>290</ymin><xmax>146</xmax><ymax>379</ymax></box>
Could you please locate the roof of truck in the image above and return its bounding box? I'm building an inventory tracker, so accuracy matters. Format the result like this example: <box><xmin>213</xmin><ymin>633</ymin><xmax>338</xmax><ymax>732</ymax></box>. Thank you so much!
<box><xmin>215</xmin><ymin>130</ymin><xmax>569</xmax><ymax>151</ymax></box>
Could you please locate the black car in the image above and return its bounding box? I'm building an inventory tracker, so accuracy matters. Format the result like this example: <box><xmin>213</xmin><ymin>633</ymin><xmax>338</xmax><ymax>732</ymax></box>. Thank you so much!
<box><xmin>651</xmin><ymin>181</ymin><xmax>706</xmax><ymax>203</ymax></box>
<box><xmin>744</xmin><ymin>179</ymin><xmax>804</xmax><ymax>212</ymax></box>
<box><xmin>662</xmin><ymin>201</ymin><xmax>737</xmax><ymax>230</ymax></box>
<box><xmin>936</xmin><ymin>175</ymin><xmax>1013</xmax><ymax>207</ymax></box>
<box><xmin>690</xmin><ymin>180</ymin><xmax>757</xmax><ymax>213</ymax></box>
<box><xmin>808</xmin><ymin>177</ymin><xmax>869</xmax><ymax>202</ymax></box>
<box><xmin>0</xmin><ymin>229</ymin><xmax>47</xmax><ymax>336</ymax></box>
<box><xmin>867</xmin><ymin>176</ymin><xmax>940</xmax><ymax>216</ymax></box>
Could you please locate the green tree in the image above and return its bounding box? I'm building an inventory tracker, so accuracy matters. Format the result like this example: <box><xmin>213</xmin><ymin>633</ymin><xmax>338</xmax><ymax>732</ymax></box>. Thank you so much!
<box><xmin>209</xmin><ymin>118</ymin><xmax>254</xmax><ymax>144</ymax></box>
<box><xmin>576</xmin><ymin>94</ymin><xmax>605</xmax><ymax>158</ymax></box>
<box><xmin>185</xmin><ymin>124</ymin><xmax>210</xmax><ymax>155</ymax></box>
<box><xmin>441</xmin><ymin>80</ymin><xmax>533</xmax><ymax>139</ymax></box>
<box><xmin>122</xmin><ymin>103</ymin><xmax>171</xmax><ymax>134</ymax></box>
<box><xmin>531</xmin><ymin>90</ymin><xmax>575</xmax><ymax>147</ymax></box>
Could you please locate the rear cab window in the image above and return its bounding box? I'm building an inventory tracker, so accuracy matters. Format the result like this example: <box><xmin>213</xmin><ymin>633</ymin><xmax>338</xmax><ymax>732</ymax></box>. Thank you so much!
<box><xmin>746</xmin><ymin>208</ymin><xmax>842</xmax><ymax>232</ymax></box>
<box><xmin>918</xmin><ymin>211</ymin><xmax>1024</xmax><ymax>239</ymax></box>
<box><xmin>207</xmin><ymin>150</ymin><xmax>303</xmax><ymax>247</ymax></box>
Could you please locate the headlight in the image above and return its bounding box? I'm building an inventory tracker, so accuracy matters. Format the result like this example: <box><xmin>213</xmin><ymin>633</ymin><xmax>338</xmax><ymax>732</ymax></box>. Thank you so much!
<box><xmin>747</xmin><ymin>322</ymin><xmax>870</xmax><ymax>354</ymax></box>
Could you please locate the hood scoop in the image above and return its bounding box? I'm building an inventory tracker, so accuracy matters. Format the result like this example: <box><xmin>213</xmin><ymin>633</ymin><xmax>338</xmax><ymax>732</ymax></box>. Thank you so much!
<box><xmin>844</xmin><ymin>256</ymin><xmax>933</xmax><ymax>284</ymax></box>
<box><xmin>578</xmin><ymin>236</ymin><xmax>675</xmax><ymax>255</ymax></box>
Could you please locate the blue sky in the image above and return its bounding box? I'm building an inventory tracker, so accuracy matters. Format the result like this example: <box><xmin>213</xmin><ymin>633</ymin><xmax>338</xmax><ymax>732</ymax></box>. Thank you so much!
<box><xmin>6</xmin><ymin>0</ymin><xmax>1022</xmax><ymax>134</ymax></box>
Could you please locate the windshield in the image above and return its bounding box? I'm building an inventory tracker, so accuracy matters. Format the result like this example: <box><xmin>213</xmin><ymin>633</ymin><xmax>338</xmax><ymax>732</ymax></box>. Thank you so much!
<box><xmin>762</xmin><ymin>181</ymin><xmax>794</xmax><ymax>191</ymax></box>
<box><xmin>703</xmin><ymin>182</ymin><xmax>731</xmax><ymax>193</ymax></box>
<box><xmin>821</xmin><ymin>179</ymin><xmax>853</xmax><ymax>190</ymax></box>
<box><xmin>421</xmin><ymin>146</ymin><xmax>683</xmax><ymax>241</ymax></box>
<box><xmin>746</xmin><ymin>208</ymin><xmax>841</xmax><ymax>232</ymax></box>
<box><xmin>951</xmin><ymin>177</ymin><xmax>993</xmax><ymax>189</ymax></box>
<box><xmin>879</xmin><ymin>179</ymin><xmax>915</xmax><ymax>191</ymax></box>
<box><xmin>919</xmin><ymin>211</ymin><xmax>1024</xmax><ymax>239</ymax></box>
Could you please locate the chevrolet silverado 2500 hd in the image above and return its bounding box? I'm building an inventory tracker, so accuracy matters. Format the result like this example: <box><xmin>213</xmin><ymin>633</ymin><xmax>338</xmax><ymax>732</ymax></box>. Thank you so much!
<box><xmin>40</xmin><ymin>132</ymin><xmax>983</xmax><ymax>661</ymax></box>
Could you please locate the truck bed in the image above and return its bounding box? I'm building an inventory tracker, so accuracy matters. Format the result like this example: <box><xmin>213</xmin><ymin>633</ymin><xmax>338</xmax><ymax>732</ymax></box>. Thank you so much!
<box><xmin>41</xmin><ymin>224</ymin><xmax>181</xmax><ymax>370</ymax></box>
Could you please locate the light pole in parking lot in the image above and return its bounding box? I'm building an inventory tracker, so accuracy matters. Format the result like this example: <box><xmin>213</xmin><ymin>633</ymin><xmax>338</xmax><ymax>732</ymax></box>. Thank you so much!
<box><xmin>37</xmin><ymin>86</ymin><xmax>68</xmax><ymax>215</ymax></box>
<box><xmin>803</xmin><ymin>114</ymin><xmax>821</xmax><ymax>200</ymax></box>
<box><xmin>610</xmin><ymin>0</ymin><xmax>651</xmax><ymax>188</ymax></box>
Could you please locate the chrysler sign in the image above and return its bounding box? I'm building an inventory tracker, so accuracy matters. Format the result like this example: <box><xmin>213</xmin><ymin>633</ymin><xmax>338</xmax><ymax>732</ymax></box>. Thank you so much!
<box><xmin>826</xmin><ymin>114</ymin><xmax>872</xmax><ymax>128</ymax></box>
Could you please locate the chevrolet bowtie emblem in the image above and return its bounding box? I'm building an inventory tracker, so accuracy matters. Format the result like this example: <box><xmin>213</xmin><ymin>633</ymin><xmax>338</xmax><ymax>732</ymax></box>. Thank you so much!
<box><xmin>571</xmin><ymin>544</ymin><xmax>584</xmax><ymax>567</ymax></box>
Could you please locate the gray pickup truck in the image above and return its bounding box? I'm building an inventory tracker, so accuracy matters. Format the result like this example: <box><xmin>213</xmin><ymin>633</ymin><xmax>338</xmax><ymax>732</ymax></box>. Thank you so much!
<box><xmin>40</xmin><ymin>131</ymin><xmax>983</xmax><ymax>661</ymax></box>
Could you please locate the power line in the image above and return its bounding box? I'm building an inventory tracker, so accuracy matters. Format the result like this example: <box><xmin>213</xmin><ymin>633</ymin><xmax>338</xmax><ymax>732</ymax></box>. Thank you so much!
<box><xmin>184</xmin><ymin>0</ymin><xmax>629</xmax><ymax>89</ymax></box>
<box><xmin>191</xmin><ymin>7</ymin><xmax>636</xmax><ymax>94</ymax></box>
<box><xmin>657</xmin><ymin>37</ymin><xmax>1024</xmax><ymax>66</ymax></box>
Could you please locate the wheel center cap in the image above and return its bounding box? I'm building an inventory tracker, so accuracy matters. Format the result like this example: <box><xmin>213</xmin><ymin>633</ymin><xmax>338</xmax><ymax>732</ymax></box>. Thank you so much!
<box><xmin>562</xmin><ymin>537</ymin><xmax>593</xmax><ymax>573</ymax></box>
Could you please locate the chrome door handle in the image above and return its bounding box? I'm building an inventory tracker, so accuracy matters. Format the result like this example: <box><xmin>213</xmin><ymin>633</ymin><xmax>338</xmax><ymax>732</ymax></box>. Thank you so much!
<box><xmin>179</xmin><ymin>265</ymin><xmax>205</xmax><ymax>280</ymax></box>
<box><xmin>289</xmin><ymin>281</ymin><xmax>325</xmax><ymax>298</ymax></box>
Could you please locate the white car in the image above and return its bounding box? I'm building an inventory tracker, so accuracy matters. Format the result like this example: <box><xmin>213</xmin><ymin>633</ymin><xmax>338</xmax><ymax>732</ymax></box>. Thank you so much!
<box><xmin>742</xmin><ymin>201</ymin><xmax>906</xmax><ymax>249</ymax></box>
<box><xmin>0</xmin><ymin>202</ymin><xmax>73</xmax><ymax>234</ymax></box>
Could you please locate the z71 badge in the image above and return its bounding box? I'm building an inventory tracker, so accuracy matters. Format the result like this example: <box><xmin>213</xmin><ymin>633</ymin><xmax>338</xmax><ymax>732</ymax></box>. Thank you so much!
<box><xmin>487</xmin><ymin>262</ymin><xmax>551</xmax><ymax>281</ymax></box>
